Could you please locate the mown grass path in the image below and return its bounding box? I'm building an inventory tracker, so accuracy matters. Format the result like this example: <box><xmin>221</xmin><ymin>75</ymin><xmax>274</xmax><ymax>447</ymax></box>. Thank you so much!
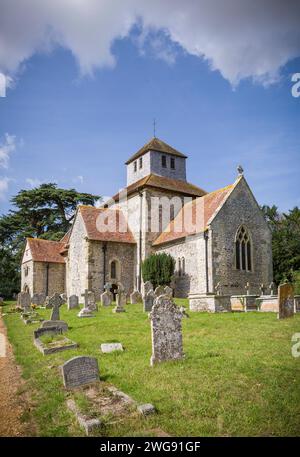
<box><xmin>2</xmin><ymin>301</ymin><xmax>300</xmax><ymax>437</ymax></box>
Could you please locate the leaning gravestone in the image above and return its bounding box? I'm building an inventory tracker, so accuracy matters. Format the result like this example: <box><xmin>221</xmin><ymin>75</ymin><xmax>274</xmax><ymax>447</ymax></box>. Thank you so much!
<box><xmin>164</xmin><ymin>285</ymin><xmax>173</xmax><ymax>297</ymax></box>
<box><xmin>154</xmin><ymin>285</ymin><xmax>165</xmax><ymax>298</ymax></box>
<box><xmin>68</xmin><ymin>294</ymin><xmax>79</xmax><ymax>310</ymax></box>
<box><xmin>144</xmin><ymin>281</ymin><xmax>153</xmax><ymax>295</ymax></box>
<box><xmin>19</xmin><ymin>292</ymin><xmax>31</xmax><ymax>311</ymax></box>
<box><xmin>101</xmin><ymin>291</ymin><xmax>112</xmax><ymax>307</ymax></box>
<box><xmin>143</xmin><ymin>290</ymin><xmax>155</xmax><ymax>312</ymax></box>
<box><xmin>130</xmin><ymin>290</ymin><xmax>142</xmax><ymax>304</ymax></box>
<box><xmin>149</xmin><ymin>295</ymin><xmax>184</xmax><ymax>366</ymax></box>
<box><xmin>278</xmin><ymin>283</ymin><xmax>294</xmax><ymax>319</ymax></box>
<box><xmin>61</xmin><ymin>356</ymin><xmax>100</xmax><ymax>389</ymax></box>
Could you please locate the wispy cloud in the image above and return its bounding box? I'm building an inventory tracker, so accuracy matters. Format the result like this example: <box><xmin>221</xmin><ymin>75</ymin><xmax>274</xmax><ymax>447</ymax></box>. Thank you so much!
<box><xmin>0</xmin><ymin>177</ymin><xmax>10</xmax><ymax>200</ymax></box>
<box><xmin>0</xmin><ymin>133</ymin><xmax>16</xmax><ymax>169</ymax></box>
<box><xmin>26</xmin><ymin>178</ymin><xmax>42</xmax><ymax>188</ymax></box>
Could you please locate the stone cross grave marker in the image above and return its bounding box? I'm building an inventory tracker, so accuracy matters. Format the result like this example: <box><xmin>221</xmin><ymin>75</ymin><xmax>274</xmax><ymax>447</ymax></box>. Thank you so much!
<box><xmin>68</xmin><ymin>294</ymin><xmax>79</xmax><ymax>310</ymax></box>
<box><xmin>143</xmin><ymin>290</ymin><xmax>155</xmax><ymax>312</ymax></box>
<box><xmin>61</xmin><ymin>356</ymin><xmax>100</xmax><ymax>389</ymax></box>
<box><xmin>130</xmin><ymin>290</ymin><xmax>142</xmax><ymax>304</ymax></box>
<box><xmin>149</xmin><ymin>295</ymin><xmax>184</xmax><ymax>366</ymax></box>
<box><xmin>49</xmin><ymin>293</ymin><xmax>64</xmax><ymax>321</ymax></box>
<box><xmin>278</xmin><ymin>283</ymin><xmax>294</xmax><ymax>319</ymax></box>
<box><xmin>78</xmin><ymin>289</ymin><xmax>95</xmax><ymax>317</ymax></box>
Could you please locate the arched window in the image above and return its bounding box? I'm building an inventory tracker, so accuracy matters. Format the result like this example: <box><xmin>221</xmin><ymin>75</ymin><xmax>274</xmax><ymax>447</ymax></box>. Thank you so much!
<box><xmin>111</xmin><ymin>260</ymin><xmax>117</xmax><ymax>279</ymax></box>
<box><xmin>235</xmin><ymin>226</ymin><xmax>252</xmax><ymax>271</ymax></box>
<box><xmin>159</xmin><ymin>204</ymin><xmax>163</xmax><ymax>232</ymax></box>
<box><xmin>170</xmin><ymin>204</ymin><xmax>175</xmax><ymax>222</ymax></box>
<box><xmin>181</xmin><ymin>257</ymin><xmax>185</xmax><ymax>275</ymax></box>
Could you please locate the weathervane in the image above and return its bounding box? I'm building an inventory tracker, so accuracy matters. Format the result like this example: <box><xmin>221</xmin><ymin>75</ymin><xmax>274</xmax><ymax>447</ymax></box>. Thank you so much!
<box><xmin>237</xmin><ymin>164</ymin><xmax>244</xmax><ymax>176</ymax></box>
<box><xmin>153</xmin><ymin>118</ymin><xmax>156</xmax><ymax>138</ymax></box>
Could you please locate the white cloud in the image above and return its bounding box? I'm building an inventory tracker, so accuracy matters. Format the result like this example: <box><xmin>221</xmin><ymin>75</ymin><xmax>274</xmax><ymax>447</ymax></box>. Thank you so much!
<box><xmin>0</xmin><ymin>133</ymin><xmax>16</xmax><ymax>169</ymax></box>
<box><xmin>0</xmin><ymin>177</ymin><xmax>10</xmax><ymax>200</ymax></box>
<box><xmin>73</xmin><ymin>175</ymin><xmax>84</xmax><ymax>184</ymax></box>
<box><xmin>0</xmin><ymin>1</ymin><xmax>299</xmax><ymax>86</ymax></box>
<box><xmin>26</xmin><ymin>178</ymin><xmax>42</xmax><ymax>188</ymax></box>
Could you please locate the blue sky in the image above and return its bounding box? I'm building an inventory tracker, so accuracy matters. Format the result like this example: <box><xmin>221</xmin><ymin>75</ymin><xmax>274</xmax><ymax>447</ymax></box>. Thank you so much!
<box><xmin>0</xmin><ymin>2</ymin><xmax>300</xmax><ymax>214</ymax></box>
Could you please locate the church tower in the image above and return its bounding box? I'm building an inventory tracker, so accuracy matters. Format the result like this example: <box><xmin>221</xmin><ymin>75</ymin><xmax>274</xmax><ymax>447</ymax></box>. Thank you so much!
<box><xmin>125</xmin><ymin>137</ymin><xmax>187</xmax><ymax>186</ymax></box>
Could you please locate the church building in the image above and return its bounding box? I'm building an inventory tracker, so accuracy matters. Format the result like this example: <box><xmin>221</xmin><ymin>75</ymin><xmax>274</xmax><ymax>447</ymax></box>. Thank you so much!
<box><xmin>21</xmin><ymin>137</ymin><xmax>273</xmax><ymax>309</ymax></box>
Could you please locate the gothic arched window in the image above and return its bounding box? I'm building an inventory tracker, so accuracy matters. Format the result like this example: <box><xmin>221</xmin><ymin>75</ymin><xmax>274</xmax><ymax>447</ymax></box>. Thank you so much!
<box><xmin>235</xmin><ymin>226</ymin><xmax>252</xmax><ymax>271</ymax></box>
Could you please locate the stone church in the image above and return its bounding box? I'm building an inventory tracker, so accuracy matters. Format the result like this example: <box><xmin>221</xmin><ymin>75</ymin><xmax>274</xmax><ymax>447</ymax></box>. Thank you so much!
<box><xmin>21</xmin><ymin>137</ymin><xmax>273</xmax><ymax>309</ymax></box>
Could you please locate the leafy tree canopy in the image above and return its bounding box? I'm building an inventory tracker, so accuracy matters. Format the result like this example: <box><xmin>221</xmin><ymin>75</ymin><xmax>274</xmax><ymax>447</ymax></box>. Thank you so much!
<box><xmin>0</xmin><ymin>183</ymin><xmax>100</xmax><ymax>297</ymax></box>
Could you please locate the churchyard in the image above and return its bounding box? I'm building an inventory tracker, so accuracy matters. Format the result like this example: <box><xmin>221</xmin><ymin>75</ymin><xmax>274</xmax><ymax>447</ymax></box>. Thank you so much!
<box><xmin>1</xmin><ymin>297</ymin><xmax>300</xmax><ymax>437</ymax></box>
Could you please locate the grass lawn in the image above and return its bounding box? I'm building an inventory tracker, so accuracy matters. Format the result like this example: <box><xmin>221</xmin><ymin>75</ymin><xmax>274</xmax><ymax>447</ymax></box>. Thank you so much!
<box><xmin>1</xmin><ymin>299</ymin><xmax>300</xmax><ymax>437</ymax></box>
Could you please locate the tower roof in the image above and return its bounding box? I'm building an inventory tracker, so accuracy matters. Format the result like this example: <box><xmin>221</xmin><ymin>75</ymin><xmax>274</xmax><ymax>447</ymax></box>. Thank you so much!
<box><xmin>125</xmin><ymin>137</ymin><xmax>187</xmax><ymax>165</ymax></box>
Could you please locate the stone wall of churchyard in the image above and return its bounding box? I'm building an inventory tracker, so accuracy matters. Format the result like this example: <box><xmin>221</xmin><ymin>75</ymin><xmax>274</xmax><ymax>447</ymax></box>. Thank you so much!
<box><xmin>67</xmin><ymin>211</ymin><xmax>89</xmax><ymax>299</ymax></box>
<box><xmin>210</xmin><ymin>177</ymin><xmax>273</xmax><ymax>296</ymax></box>
<box><xmin>154</xmin><ymin>234</ymin><xmax>207</xmax><ymax>297</ymax></box>
<box><xmin>87</xmin><ymin>240</ymin><xmax>135</xmax><ymax>300</ymax></box>
<box><xmin>21</xmin><ymin>260</ymin><xmax>34</xmax><ymax>295</ymax></box>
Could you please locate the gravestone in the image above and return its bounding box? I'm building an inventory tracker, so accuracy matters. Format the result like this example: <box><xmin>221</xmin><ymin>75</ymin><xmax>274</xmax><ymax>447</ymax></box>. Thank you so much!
<box><xmin>61</xmin><ymin>356</ymin><xmax>100</xmax><ymax>389</ymax></box>
<box><xmin>278</xmin><ymin>283</ymin><xmax>294</xmax><ymax>319</ymax></box>
<box><xmin>78</xmin><ymin>290</ymin><xmax>95</xmax><ymax>318</ymax></box>
<box><xmin>143</xmin><ymin>290</ymin><xmax>155</xmax><ymax>312</ymax></box>
<box><xmin>88</xmin><ymin>291</ymin><xmax>97</xmax><ymax>311</ymax></box>
<box><xmin>164</xmin><ymin>286</ymin><xmax>173</xmax><ymax>298</ymax></box>
<box><xmin>149</xmin><ymin>295</ymin><xmax>184</xmax><ymax>366</ymax></box>
<box><xmin>32</xmin><ymin>293</ymin><xmax>41</xmax><ymax>306</ymax></box>
<box><xmin>100</xmin><ymin>343</ymin><xmax>123</xmax><ymax>353</ymax></box>
<box><xmin>144</xmin><ymin>281</ymin><xmax>153</xmax><ymax>295</ymax></box>
<box><xmin>101</xmin><ymin>291</ymin><xmax>112</xmax><ymax>307</ymax></box>
<box><xmin>113</xmin><ymin>291</ymin><xmax>126</xmax><ymax>313</ymax></box>
<box><xmin>68</xmin><ymin>294</ymin><xmax>79</xmax><ymax>310</ymax></box>
<box><xmin>60</xmin><ymin>293</ymin><xmax>67</xmax><ymax>304</ymax></box>
<box><xmin>19</xmin><ymin>292</ymin><xmax>31</xmax><ymax>311</ymax></box>
<box><xmin>41</xmin><ymin>320</ymin><xmax>68</xmax><ymax>332</ymax></box>
<box><xmin>130</xmin><ymin>290</ymin><xmax>142</xmax><ymax>304</ymax></box>
<box><xmin>49</xmin><ymin>293</ymin><xmax>64</xmax><ymax>321</ymax></box>
<box><xmin>154</xmin><ymin>285</ymin><xmax>165</xmax><ymax>298</ymax></box>
<box><xmin>34</xmin><ymin>326</ymin><xmax>62</xmax><ymax>340</ymax></box>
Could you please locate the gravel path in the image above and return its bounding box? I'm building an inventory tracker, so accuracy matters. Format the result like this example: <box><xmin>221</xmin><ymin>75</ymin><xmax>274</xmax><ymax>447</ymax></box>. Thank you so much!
<box><xmin>0</xmin><ymin>313</ymin><xmax>32</xmax><ymax>436</ymax></box>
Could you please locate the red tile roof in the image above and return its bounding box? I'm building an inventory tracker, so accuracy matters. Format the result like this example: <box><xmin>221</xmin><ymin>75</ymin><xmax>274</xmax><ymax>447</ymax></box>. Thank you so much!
<box><xmin>112</xmin><ymin>173</ymin><xmax>206</xmax><ymax>203</ymax></box>
<box><xmin>27</xmin><ymin>238</ymin><xmax>66</xmax><ymax>263</ymax></box>
<box><xmin>79</xmin><ymin>206</ymin><xmax>136</xmax><ymax>244</ymax></box>
<box><xmin>60</xmin><ymin>230</ymin><xmax>71</xmax><ymax>244</ymax></box>
<box><xmin>153</xmin><ymin>183</ymin><xmax>234</xmax><ymax>246</ymax></box>
<box><xmin>125</xmin><ymin>137</ymin><xmax>187</xmax><ymax>165</ymax></box>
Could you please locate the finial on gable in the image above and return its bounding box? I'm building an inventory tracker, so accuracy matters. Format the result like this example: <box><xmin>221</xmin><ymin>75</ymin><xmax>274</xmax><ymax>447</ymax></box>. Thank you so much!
<box><xmin>237</xmin><ymin>165</ymin><xmax>244</xmax><ymax>176</ymax></box>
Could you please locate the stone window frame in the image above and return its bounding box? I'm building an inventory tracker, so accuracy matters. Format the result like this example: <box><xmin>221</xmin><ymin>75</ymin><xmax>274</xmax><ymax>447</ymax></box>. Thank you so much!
<box><xmin>109</xmin><ymin>258</ymin><xmax>121</xmax><ymax>281</ymax></box>
<box><xmin>161</xmin><ymin>155</ymin><xmax>167</xmax><ymax>168</ymax></box>
<box><xmin>24</xmin><ymin>265</ymin><xmax>29</xmax><ymax>277</ymax></box>
<box><xmin>170</xmin><ymin>157</ymin><xmax>175</xmax><ymax>169</ymax></box>
<box><xmin>234</xmin><ymin>225</ymin><xmax>253</xmax><ymax>272</ymax></box>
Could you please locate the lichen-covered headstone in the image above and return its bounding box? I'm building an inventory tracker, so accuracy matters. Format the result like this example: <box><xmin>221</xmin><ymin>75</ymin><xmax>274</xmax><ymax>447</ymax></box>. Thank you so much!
<box><xmin>49</xmin><ymin>293</ymin><xmax>64</xmax><ymax>321</ymax></box>
<box><xmin>19</xmin><ymin>292</ymin><xmax>31</xmax><ymax>311</ymax></box>
<box><xmin>130</xmin><ymin>290</ymin><xmax>142</xmax><ymax>304</ymax></box>
<box><xmin>68</xmin><ymin>294</ymin><xmax>79</xmax><ymax>310</ymax></box>
<box><xmin>113</xmin><ymin>291</ymin><xmax>126</xmax><ymax>313</ymax></box>
<box><xmin>149</xmin><ymin>295</ymin><xmax>184</xmax><ymax>366</ymax></box>
<box><xmin>154</xmin><ymin>285</ymin><xmax>165</xmax><ymax>297</ymax></box>
<box><xmin>87</xmin><ymin>291</ymin><xmax>97</xmax><ymax>311</ymax></box>
<box><xmin>101</xmin><ymin>291</ymin><xmax>112</xmax><ymax>307</ymax></box>
<box><xmin>278</xmin><ymin>283</ymin><xmax>294</xmax><ymax>319</ymax></box>
<box><xmin>61</xmin><ymin>356</ymin><xmax>100</xmax><ymax>389</ymax></box>
<box><xmin>143</xmin><ymin>290</ymin><xmax>155</xmax><ymax>312</ymax></box>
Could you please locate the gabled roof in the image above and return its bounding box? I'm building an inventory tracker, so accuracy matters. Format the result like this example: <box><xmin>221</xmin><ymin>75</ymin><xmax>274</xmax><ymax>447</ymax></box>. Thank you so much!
<box><xmin>26</xmin><ymin>238</ymin><xmax>66</xmax><ymax>263</ymax></box>
<box><xmin>60</xmin><ymin>230</ymin><xmax>71</xmax><ymax>244</ymax></box>
<box><xmin>111</xmin><ymin>173</ymin><xmax>206</xmax><ymax>203</ymax></box>
<box><xmin>125</xmin><ymin>137</ymin><xmax>187</xmax><ymax>165</ymax></box>
<box><xmin>153</xmin><ymin>182</ymin><xmax>235</xmax><ymax>246</ymax></box>
<box><xmin>78</xmin><ymin>205</ymin><xmax>136</xmax><ymax>244</ymax></box>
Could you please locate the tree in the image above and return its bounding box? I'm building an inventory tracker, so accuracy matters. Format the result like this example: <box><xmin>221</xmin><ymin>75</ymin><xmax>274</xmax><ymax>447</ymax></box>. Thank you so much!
<box><xmin>142</xmin><ymin>253</ymin><xmax>175</xmax><ymax>288</ymax></box>
<box><xmin>262</xmin><ymin>205</ymin><xmax>300</xmax><ymax>288</ymax></box>
<box><xmin>0</xmin><ymin>183</ymin><xmax>100</xmax><ymax>298</ymax></box>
